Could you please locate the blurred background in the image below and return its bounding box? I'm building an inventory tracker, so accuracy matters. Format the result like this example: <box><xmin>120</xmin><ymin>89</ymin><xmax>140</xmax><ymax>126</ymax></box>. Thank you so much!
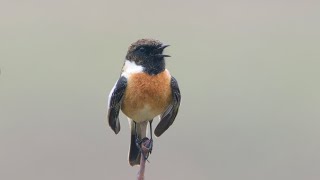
<box><xmin>1</xmin><ymin>0</ymin><xmax>320</xmax><ymax>179</ymax></box>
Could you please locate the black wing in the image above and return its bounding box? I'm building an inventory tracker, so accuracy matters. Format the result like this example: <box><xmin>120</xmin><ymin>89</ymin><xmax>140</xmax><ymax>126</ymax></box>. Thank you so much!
<box><xmin>108</xmin><ymin>76</ymin><xmax>127</xmax><ymax>134</ymax></box>
<box><xmin>155</xmin><ymin>76</ymin><xmax>181</xmax><ymax>137</ymax></box>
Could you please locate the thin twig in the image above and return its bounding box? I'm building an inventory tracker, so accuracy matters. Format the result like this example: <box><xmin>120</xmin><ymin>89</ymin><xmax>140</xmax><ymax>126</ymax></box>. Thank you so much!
<box><xmin>137</xmin><ymin>138</ymin><xmax>152</xmax><ymax>180</ymax></box>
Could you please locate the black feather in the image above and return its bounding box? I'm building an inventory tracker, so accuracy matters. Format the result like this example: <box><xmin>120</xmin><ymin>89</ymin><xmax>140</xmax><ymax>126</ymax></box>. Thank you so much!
<box><xmin>108</xmin><ymin>76</ymin><xmax>127</xmax><ymax>134</ymax></box>
<box><xmin>154</xmin><ymin>76</ymin><xmax>181</xmax><ymax>137</ymax></box>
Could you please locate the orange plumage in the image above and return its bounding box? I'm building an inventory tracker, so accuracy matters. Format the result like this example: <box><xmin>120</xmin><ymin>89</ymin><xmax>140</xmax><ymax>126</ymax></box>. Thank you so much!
<box><xmin>121</xmin><ymin>70</ymin><xmax>172</xmax><ymax>122</ymax></box>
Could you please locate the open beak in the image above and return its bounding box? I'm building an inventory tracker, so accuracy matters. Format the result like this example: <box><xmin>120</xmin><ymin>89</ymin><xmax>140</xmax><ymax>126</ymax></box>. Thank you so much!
<box><xmin>156</xmin><ymin>44</ymin><xmax>171</xmax><ymax>57</ymax></box>
<box><xmin>158</xmin><ymin>44</ymin><xmax>170</xmax><ymax>50</ymax></box>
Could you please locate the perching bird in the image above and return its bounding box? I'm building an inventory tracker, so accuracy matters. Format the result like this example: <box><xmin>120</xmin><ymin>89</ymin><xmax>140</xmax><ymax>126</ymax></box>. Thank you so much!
<box><xmin>107</xmin><ymin>39</ymin><xmax>181</xmax><ymax>166</ymax></box>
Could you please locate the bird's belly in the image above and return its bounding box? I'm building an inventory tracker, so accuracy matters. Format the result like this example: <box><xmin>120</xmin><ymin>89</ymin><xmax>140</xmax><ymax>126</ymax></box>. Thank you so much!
<box><xmin>121</xmin><ymin>71</ymin><xmax>172</xmax><ymax>122</ymax></box>
<box><xmin>122</xmin><ymin>104</ymin><xmax>162</xmax><ymax>123</ymax></box>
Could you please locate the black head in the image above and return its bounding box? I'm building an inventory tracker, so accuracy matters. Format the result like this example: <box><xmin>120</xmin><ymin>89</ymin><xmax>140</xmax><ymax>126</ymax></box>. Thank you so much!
<box><xmin>126</xmin><ymin>39</ymin><xmax>170</xmax><ymax>75</ymax></box>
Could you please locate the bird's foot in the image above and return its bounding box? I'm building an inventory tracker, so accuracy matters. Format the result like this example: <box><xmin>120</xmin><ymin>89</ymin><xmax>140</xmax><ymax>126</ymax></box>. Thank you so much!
<box><xmin>136</xmin><ymin>137</ymin><xmax>153</xmax><ymax>161</ymax></box>
<box><xmin>141</xmin><ymin>138</ymin><xmax>153</xmax><ymax>161</ymax></box>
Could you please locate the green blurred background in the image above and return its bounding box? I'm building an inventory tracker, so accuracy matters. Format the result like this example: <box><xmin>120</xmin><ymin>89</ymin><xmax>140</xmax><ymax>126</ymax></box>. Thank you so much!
<box><xmin>1</xmin><ymin>0</ymin><xmax>320</xmax><ymax>179</ymax></box>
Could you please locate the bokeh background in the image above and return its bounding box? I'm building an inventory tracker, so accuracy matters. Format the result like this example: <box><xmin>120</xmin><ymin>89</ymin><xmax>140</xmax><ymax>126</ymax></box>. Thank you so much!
<box><xmin>1</xmin><ymin>0</ymin><xmax>320</xmax><ymax>179</ymax></box>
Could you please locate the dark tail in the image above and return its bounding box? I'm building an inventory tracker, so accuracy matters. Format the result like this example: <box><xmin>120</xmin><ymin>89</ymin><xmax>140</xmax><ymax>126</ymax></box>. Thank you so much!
<box><xmin>129</xmin><ymin>133</ymin><xmax>141</xmax><ymax>166</ymax></box>
<box><xmin>129</xmin><ymin>120</ymin><xmax>147</xmax><ymax>166</ymax></box>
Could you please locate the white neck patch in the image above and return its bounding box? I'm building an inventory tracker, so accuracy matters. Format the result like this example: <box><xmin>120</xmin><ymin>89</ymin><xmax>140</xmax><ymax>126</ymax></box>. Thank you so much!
<box><xmin>121</xmin><ymin>60</ymin><xmax>144</xmax><ymax>78</ymax></box>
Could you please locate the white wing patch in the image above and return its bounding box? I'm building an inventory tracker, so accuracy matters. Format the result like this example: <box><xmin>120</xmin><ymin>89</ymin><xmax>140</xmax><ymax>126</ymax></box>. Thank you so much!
<box><xmin>121</xmin><ymin>60</ymin><xmax>144</xmax><ymax>78</ymax></box>
<box><xmin>107</xmin><ymin>80</ymin><xmax>118</xmax><ymax>108</ymax></box>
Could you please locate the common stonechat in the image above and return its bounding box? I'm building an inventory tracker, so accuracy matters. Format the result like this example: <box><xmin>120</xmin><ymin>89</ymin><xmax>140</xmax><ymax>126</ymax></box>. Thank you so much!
<box><xmin>107</xmin><ymin>39</ymin><xmax>181</xmax><ymax>166</ymax></box>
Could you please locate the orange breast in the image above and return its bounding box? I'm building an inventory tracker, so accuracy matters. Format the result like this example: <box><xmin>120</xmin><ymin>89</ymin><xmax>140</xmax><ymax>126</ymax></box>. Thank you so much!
<box><xmin>121</xmin><ymin>70</ymin><xmax>172</xmax><ymax>122</ymax></box>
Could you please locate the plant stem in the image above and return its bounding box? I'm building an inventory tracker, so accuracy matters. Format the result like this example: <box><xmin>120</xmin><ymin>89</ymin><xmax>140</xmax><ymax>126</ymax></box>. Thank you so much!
<box><xmin>137</xmin><ymin>138</ymin><xmax>152</xmax><ymax>180</ymax></box>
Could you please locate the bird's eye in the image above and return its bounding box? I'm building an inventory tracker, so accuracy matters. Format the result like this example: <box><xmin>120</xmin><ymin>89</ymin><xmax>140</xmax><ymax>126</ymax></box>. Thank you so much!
<box><xmin>138</xmin><ymin>47</ymin><xmax>146</xmax><ymax>53</ymax></box>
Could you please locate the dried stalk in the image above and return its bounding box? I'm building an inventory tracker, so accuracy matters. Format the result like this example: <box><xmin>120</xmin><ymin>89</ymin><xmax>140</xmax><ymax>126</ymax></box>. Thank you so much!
<box><xmin>137</xmin><ymin>138</ymin><xmax>152</xmax><ymax>180</ymax></box>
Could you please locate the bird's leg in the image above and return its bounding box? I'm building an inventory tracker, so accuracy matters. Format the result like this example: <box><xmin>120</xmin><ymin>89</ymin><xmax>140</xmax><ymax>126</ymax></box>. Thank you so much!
<box><xmin>140</xmin><ymin>121</ymin><xmax>154</xmax><ymax>160</ymax></box>
<box><xmin>148</xmin><ymin>120</ymin><xmax>153</xmax><ymax>154</ymax></box>
<box><xmin>134</xmin><ymin>122</ymin><xmax>143</xmax><ymax>153</ymax></box>
<box><xmin>134</xmin><ymin>121</ymin><xmax>153</xmax><ymax>161</ymax></box>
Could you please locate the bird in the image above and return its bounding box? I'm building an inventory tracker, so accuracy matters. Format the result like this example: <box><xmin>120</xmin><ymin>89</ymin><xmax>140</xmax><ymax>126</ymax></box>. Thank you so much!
<box><xmin>107</xmin><ymin>38</ymin><xmax>181</xmax><ymax>166</ymax></box>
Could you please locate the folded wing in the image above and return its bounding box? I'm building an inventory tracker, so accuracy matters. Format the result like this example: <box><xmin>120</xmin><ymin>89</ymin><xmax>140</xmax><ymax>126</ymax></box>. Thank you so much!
<box><xmin>108</xmin><ymin>76</ymin><xmax>127</xmax><ymax>134</ymax></box>
<box><xmin>155</xmin><ymin>76</ymin><xmax>181</xmax><ymax>137</ymax></box>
